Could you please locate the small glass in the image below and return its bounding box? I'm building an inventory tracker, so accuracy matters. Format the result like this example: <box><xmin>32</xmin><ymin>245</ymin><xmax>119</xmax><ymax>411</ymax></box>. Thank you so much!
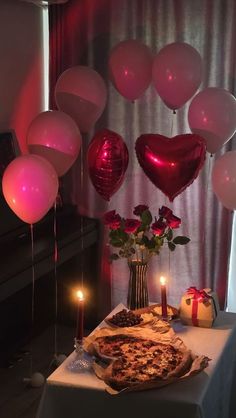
<box><xmin>67</xmin><ymin>338</ymin><xmax>93</xmax><ymax>372</ymax></box>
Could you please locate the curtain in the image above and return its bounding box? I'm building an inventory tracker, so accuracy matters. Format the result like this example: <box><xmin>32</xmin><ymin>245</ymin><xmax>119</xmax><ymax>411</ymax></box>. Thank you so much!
<box><xmin>49</xmin><ymin>0</ymin><xmax>236</xmax><ymax>314</ymax></box>
<box><xmin>228</xmin><ymin>214</ymin><xmax>236</xmax><ymax>312</ymax></box>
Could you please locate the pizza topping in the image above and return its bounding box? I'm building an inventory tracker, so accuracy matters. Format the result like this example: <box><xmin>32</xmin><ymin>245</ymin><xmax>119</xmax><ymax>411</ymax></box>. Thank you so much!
<box><xmin>93</xmin><ymin>334</ymin><xmax>191</xmax><ymax>390</ymax></box>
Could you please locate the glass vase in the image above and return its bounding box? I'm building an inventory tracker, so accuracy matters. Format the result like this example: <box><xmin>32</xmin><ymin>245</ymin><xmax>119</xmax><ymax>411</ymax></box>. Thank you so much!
<box><xmin>127</xmin><ymin>261</ymin><xmax>149</xmax><ymax>310</ymax></box>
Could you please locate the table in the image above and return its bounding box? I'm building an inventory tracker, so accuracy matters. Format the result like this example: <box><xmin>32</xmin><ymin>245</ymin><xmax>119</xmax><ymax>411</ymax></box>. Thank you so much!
<box><xmin>37</xmin><ymin>304</ymin><xmax>236</xmax><ymax>418</ymax></box>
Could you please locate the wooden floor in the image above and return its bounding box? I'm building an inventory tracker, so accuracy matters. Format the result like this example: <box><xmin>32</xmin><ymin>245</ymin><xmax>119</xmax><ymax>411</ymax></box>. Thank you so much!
<box><xmin>0</xmin><ymin>325</ymin><xmax>77</xmax><ymax>418</ymax></box>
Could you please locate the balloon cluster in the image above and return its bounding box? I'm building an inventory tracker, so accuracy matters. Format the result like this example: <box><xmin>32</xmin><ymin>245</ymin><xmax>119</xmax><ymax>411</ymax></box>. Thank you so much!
<box><xmin>2</xmin><ymin>110</ymin><xmax>83</xmax><ymax>224</ymax></box>
<box><xmin>2</xmin><ymin>39</ymin><xmax>236</xmax><ymax>221</ymax></box>
<box><xmin>108</xmin><ymin>40</ymin><xmax>236</xmax><ymax>208</ymax></box>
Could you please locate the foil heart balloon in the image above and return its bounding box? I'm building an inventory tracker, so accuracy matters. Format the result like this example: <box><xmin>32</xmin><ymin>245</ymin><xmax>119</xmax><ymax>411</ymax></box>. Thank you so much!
<box><xmin>88</xmin><ymin>129</ymin><xmax>129</xmax><ymax>201</ymax></box>
<box><xmin>135</xmin><ymin>134</ymin><xmax>206</xmax><ymax>201</ymax></box>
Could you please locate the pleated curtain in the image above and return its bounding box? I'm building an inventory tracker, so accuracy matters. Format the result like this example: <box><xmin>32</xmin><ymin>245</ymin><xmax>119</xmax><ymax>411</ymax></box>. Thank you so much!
<box><xmin>49</xmin><ymin>0</ymin><xmax>236</xmax><ymax>316</ymax></box>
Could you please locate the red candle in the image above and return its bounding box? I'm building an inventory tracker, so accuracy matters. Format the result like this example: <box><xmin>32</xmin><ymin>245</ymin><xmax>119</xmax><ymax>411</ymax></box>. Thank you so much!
<box><xmin>160</xmin><ymin>276</ymin><xmax>168</xmax><ymax>318</ymax></box>
<box><xmin>76</xmin><ymin>290</ymin><xmax>84</xmax><ymax>341</ymax></box>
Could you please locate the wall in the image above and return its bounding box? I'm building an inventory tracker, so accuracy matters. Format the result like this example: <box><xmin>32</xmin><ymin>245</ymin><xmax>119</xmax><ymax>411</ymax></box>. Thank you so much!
<box><xmin>0</xmin><ymin>0</ymin><xmax>45</xmax><ymax>154</ymax></box>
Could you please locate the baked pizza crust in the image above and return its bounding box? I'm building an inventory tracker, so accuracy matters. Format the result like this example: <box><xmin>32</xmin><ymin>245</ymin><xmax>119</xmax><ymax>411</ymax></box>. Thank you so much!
<box><xmin>91</xmin><ymin>334</ymin><xmax>193</xmax><ymax>391</ymax></box>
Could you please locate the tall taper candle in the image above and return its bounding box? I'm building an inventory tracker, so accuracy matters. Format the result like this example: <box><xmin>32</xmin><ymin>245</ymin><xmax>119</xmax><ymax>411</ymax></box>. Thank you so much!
<box><xmin>160</xmin><ymin>276</ymin><xmax>168</xmax><ymax>318</ymax></box>
<box><xmin>76</xmin><ymin>290</ymin><xmax>84</xmax><ymax>341</ymax></box>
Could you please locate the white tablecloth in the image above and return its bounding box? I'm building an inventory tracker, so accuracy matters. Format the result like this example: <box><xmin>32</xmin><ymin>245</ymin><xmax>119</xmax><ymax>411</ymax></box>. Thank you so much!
<box><xmin>37</xmin><ymin>304</ymin><xmax>236</xmax><ymax>418</ymax></box>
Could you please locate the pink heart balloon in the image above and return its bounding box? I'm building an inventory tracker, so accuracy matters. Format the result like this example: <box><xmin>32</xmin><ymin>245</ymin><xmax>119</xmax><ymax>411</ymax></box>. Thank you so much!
<box><xmin>88</xmin><ymin>129</ymin><xmax>129</xmax><ymax>201</ymax></box>
<box><xmin>135</xmin><ymin>134</ymin><xmax>206</xmax><ymax>201</ymax></box>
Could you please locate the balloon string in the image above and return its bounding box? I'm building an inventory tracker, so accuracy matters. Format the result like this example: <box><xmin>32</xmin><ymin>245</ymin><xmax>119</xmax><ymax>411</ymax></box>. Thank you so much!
<box><xmin>53</xmin><ymin>200</ymin><xmax>58</xmax><ymax>356</ymax></box>
<box><xmin>30</xmin><ymin>223</ymin><xmax>35</xmax><ymax>376</ymax></box>
<box><xmin>80</xmin><ymin>143</ymin><xmax>84</xmax><ymax>289</ymax></box>
<box><xmin>168</xmin><ymin>250</ymin><xmax>171</xmax><ymax>299</ymax></box>
<box><xmin>206</xmin><ymin>153</ymin><xmax>212</xmax><ymax>193</ymax></box>
<box><xmin>202</xmin><ymin>153</ymin><xmax>212</xmax><ymax>246</ymax></box>
<box><xmin>170</xmin><ymin>110</ymin><xmax>176</xmax><ymax>137</ymax></box>
<box><xmin>164</xmin><ymin>111</ymin><xmax>177</xmax><ymax>207</ymax></box>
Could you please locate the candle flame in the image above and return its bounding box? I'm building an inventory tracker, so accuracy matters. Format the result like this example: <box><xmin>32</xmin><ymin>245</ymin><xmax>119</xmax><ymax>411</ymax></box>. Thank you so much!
<box><xmin>76</xmin><ymin>290</ymin><xmax>84</xmax><ymax>301</ymax></box>
<box><xmin>160</xmin><ymin>276</ymin><xmax>166</xmax><ymax>285</ymax></box>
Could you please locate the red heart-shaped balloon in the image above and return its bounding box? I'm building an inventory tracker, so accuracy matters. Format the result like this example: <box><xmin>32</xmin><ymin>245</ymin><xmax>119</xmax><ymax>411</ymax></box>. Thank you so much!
<box><xmin>135</xmin><ymin>134</ymin><xmax>206</xmax><ymax>201</ymax></box>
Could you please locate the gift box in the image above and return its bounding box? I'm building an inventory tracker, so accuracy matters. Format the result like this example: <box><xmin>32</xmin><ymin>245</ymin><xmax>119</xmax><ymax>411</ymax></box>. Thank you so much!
<box><xmin>179</xmin><ymin>287</ymin><xmax>219</xmax><ymax>328</ymax></box>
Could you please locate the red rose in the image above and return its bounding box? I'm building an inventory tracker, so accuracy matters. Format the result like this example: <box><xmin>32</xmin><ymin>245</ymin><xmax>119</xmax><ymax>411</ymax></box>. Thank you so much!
<box><xmin>103</xmin><ymin>210</ymin><xmax>121</xmax><ymax>230</ymax></box>
<box><xmin>133</xmin><ymin>204</ymin><xmax>149</xmax><ymax>216</ymax></box>
<box><xmin>166</xmin><ymin>214</ymin><xmax>181</xmax><ymax>229</ymax></box>
<box><xmin>159</xmin><ymin>206</ymin><xmax>173</xmax><ymax>219</ymax></box>
<box><xmin>151</xmin><ymin>219</ymin><xmax>166</xmax><ymax>236</ymax></box>
<box><xmin>124</xmin><ymin>219</ymin><xmax>141</xmax><ymax>233</ymax></box>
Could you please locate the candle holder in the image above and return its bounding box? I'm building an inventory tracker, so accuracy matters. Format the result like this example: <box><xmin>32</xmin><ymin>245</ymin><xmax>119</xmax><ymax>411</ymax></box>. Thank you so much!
<box><xmin>67</xmin><ymin>338</ymin><xmax>93</xmax><ymax>373</ymax></box>
<box><xmin>161</xmin><ymin>313</ymin><xmax>173</xmax><ymax>322</ymax></box>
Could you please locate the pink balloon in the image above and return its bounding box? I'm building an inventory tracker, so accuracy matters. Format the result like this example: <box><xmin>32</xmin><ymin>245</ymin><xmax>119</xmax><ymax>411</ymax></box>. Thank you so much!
<box><xmin>55</xmin><ymin>66</ymin><xmax>107</xmax><ymax>133</ymax></box>
<box><xmin>2</xmin><ymin>155</ymin><xmax>59</xmax><ymax>224</ymax></box>
<box><xmin>212</xmin><ymin>151</ymin><xmax>236</xmax><ymax>210</ymax></box>
<box><xmin>109</xmin><ymin>39</ymin><xmax>153</xmax><ymax>101</ymax></box>
<box><xmin>188</xmin><ymin>88</ymin><xmax>236</xmax><ymax>154</ymax></box>
<box><xmin>152</xmin><ymin>42</ymin><xmax>202</xmax><ymax>110</ymax></box>
<box><xmin>27</xmin><ymin>110</ymin><xmax>82</xmax><ymax>177</ymax></box>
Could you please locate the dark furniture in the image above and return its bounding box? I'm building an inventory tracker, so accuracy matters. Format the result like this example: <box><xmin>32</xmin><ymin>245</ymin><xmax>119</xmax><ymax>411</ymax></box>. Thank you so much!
<box><xmin>0</xmin><ymin>202</ymin><xmax>100</xmax><ymax>366</ymax></box>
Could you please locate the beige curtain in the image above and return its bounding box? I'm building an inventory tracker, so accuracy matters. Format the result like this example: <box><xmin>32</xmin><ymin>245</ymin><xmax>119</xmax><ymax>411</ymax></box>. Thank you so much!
<box><xmin>50</xmin><ymin>0</ymin><xmax>236</xmax><ymax>313</ymax></box>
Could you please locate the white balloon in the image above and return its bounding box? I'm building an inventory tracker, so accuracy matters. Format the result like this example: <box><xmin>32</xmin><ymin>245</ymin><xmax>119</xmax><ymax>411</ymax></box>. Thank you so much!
<box><xmin>188</xmin><ymin>88</ymin><xmax>236</xmax><ymax>154</ymax></box>
<box><xmin>212</xmin><ymin>151</ymin><xmax>236</xmax><ymax>209</ymax></box>
<box><xmin>23</xmin><ymin>372</ymin><xmax>45</xmax><ymax>388</ymax></box>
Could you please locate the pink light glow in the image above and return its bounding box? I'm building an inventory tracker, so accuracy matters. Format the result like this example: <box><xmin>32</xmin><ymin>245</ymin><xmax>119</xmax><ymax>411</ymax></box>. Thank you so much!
<box><xmin>148</xmin><ymin>152</ymin><xmax>165</xmax><ymax>166</ymax></box>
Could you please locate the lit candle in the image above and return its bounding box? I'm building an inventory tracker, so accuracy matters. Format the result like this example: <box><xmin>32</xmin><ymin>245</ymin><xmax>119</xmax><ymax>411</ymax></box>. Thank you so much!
<box><xmin>76</xmin><ymin>290</ymin><xmax>84</xmax><ymax>342</ymax></box>
<box><xmin>160</xmin><ymin>276</ymin><xmax>168</xmax><ymax>318</ymax></box>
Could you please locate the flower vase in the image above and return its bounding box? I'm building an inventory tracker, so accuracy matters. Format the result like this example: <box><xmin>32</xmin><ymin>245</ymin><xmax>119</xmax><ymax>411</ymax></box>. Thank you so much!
<box><xmin>127</xmin><ymin>261</ymin><xmax>149</xmax><ymax>310</ymax></box>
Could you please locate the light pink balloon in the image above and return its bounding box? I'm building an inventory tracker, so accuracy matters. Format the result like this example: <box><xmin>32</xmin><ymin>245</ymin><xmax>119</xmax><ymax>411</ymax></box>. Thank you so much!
<box><xmin>109</xmin><ymin>39</ymin><xmax>153</xmax><ymax>101</ymax></box>
<box><xmin>55</xmin><ymin>66</ymin><xmax>107</xmax><ymax>133</ymax></box>
<box><xmin>188</xmin><ymin>88</ymin><xmax>236</xmax><ymax>154</ymax></box>
<box><xmin>27</xmin><ymin>110</ymin><xmax>82</xmax><ymax>177</ymax></box>
<box><xmin>152</xmin><ymin>42</ymin><xmax>202</xmax><ymax>110</ymax></box>
<box><xmin>212</xmin><ymin>151</ymin><xmax>236</xmax><ymax>210</ymax></box>
<box><xmin>2</xmin><ymin>155</ymin><xmax>59</xmax><ymax>224</ymax></box>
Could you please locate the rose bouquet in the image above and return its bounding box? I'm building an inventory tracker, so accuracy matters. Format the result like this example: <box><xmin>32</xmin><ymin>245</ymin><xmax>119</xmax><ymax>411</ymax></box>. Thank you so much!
<box><xmin>104</xmin><ymin>205</ymin><xmax>190</xmax><ymax>263</ymax></box>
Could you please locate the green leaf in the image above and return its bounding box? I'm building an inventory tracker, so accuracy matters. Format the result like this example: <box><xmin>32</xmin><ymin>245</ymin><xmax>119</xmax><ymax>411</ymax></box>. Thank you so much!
<box><xmin>145</xmin><ymin>237</ymin><xmax>155</xmax><ymax>249</ymax></box>
<box><xmin>110</xmin><ymin>240</ymin><xmax>123</xmax><ymax>248</ymax></box>
<box><xmin>119</xmin><ymin>229</ymin><xmax>129</xmax><ymax>241</ymax></box>
<box><xmin>141</xmin><ymin>209</ymin><xmax>152</xmax><ymax>226</ymax></box>
<box><xmin>110</xmin><ymin>253</ymin><xmax>119</xmax><ymax>261</ymax></box>
<box><xmin>154</xmin><ymin>236</ymin><xmax>163</xmax><ymax>246</ymax></box>
<box><xmin>142</xmin><ymin>235</ymin><xmax>150</xmax><ymax>246</ymax></box>
<box><xmin>173</xmin><ymin>236</ymin><xmax>190</xmax><ymax>245</ymax></box>
<box><xmin>109</xmin><ymin>229</ymin><xmax>119</xmax><ymax>239</ymax></box>
<box><xmin>168</xmin><ymin>242</ymin><xmax>176</xmax><ymax>251</ymax></box>
<box><xmin>109</xmin><ymin>228</ymin><xmax>129</xmax><ymax>248</ymax></box>
<box><xmin>166</xmin><ymin>228</ymin><xmax>173</xmax><ymax>241</ymax></box>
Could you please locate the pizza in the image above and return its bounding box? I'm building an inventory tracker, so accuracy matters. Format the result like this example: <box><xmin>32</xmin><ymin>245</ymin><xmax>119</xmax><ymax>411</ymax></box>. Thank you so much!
<box><xmin>92</xmin><ymin>334</ymin><xmax>192</xmax><ymax>390</ymax></box>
